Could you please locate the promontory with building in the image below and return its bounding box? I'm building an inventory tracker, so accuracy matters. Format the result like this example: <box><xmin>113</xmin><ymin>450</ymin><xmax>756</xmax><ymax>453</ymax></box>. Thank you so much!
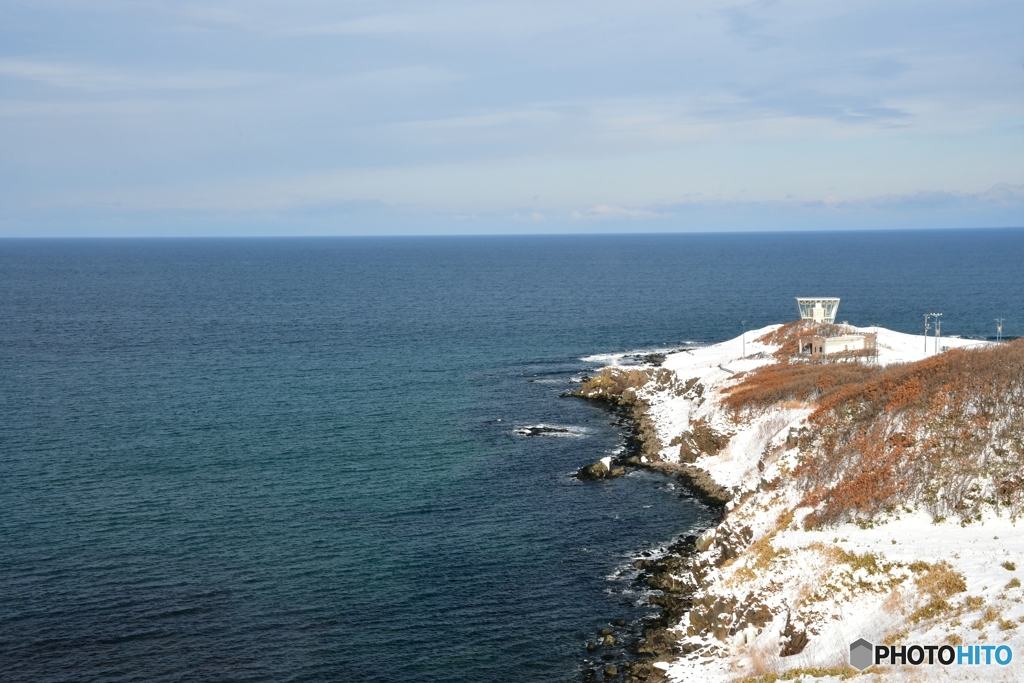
<box><xmin>572</xmin><ymin>299</ymin><xmax>1023</xmax><ymax>682</ymax></box>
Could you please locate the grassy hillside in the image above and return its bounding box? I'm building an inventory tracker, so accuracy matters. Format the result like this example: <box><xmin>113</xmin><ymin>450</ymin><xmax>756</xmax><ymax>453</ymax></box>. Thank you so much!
<box><xmin>725</xmin><ymin>338</ymin><xmax>1024</xmax><ymax>526</ymax></box>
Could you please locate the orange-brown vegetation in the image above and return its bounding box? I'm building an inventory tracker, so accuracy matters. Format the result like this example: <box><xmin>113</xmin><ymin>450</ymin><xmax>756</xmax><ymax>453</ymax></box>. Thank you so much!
<box><xmin>723</xmin><ymin>362</ymin><xmax>881</xmax><ymax>415</ymax></box>
<box><xmin>727</xmin><ymin>339</ymin><xmax>1024</xmax><ymax>526</ymax></box>
<box><xmin>755</xmin><ymin>320</ymin><xmax>814</xmax><ymax>360</ymax></box>
<box><xmin>908</xmin><ymin>561</ymin><xmax>967</xmax><ymax>624</ymax></box>
<box><xmin>756</xmin><ymin>320</ymin><xmax>876</xmax><ymax>362</ymax></box>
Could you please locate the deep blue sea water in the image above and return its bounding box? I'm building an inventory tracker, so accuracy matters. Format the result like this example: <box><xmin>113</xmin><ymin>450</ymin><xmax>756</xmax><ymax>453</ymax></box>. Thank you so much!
<box><xmin>2</xmin><ymin>229</ymin><xmax>1023</xmax><ymax>683</ymax></box>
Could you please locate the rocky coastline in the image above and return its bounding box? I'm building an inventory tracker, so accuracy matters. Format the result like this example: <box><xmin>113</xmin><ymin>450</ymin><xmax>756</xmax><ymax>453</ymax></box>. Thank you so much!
<box><xmin>568</xmin><ymin>366</ymin><xmax>732</xmax><ymax>507</ymax></box>
<box><xmin>565</xmin><ymin>326</ymin><xmax>1024</xmax><ymax>683</ymax></box>
<box><xmin>566</xmin><ymin>364</ymin><xmax>738</xmax><ymax>682</ymax></box>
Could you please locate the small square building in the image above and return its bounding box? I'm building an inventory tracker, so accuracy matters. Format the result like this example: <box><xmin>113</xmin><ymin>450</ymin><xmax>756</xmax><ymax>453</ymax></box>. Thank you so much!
<box><xmin>795</xmin><ymin>297</ymin><xmax>876</xmax><ymax>358</ymax></box>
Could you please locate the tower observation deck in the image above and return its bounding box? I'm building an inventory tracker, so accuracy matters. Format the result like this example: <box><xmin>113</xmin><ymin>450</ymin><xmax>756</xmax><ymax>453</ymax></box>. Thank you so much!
<box><xmin>796</xmin><ymin>298</ymin><xmax>840</xmax><ymax>325</ymax></box>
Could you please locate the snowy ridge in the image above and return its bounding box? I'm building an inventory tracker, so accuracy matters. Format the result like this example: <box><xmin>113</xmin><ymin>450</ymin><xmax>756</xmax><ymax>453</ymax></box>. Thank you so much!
<box><xmin>613</xmin><ymin>325</ymin><xmax>1024</xmax><ymax>682</ymax></box>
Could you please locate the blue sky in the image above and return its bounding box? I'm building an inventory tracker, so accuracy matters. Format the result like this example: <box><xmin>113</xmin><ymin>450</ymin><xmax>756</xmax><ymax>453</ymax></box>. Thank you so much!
<box><xmin>1</xmin><ymin>0</ymin><xmax>1023</xmax><ymax>236</ymax></box>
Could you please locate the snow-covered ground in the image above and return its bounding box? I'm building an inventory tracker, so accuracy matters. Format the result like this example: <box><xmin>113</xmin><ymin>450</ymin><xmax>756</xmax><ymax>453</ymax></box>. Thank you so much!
<box><xmin>620</xmin><ymin>325</ymin><xmax>1024</xmax><ymax>682</ymax></box>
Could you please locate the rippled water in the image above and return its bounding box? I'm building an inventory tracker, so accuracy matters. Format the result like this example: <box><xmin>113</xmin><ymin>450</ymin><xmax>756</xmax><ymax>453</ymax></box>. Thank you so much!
<box><xmin>2</xmin><ymin>231</ymin><xmax>1023</xmax><ymax>682</ymax></box>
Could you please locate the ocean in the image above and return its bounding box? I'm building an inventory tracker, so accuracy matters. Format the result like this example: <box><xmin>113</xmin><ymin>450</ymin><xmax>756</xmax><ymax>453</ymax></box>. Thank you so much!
<box><xmin>2</xmin><ymin>229</ymin><xmax>1023</xmax><ymax>682</ymax></box>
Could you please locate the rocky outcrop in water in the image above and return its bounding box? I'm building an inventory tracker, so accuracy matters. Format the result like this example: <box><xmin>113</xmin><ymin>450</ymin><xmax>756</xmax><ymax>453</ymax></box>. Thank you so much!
<box><xmin>575</xmin><ymin>457</ymin><xmax>627</xmax><ymax>480</ymax></box>
<box><xmin>514</xmin><ymin>425</ymin><xmax>572</xmax><ymax>436</ymax></box>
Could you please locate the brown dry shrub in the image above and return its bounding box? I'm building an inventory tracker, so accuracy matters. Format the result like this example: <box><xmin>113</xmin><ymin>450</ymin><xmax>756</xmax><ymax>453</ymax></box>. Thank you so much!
<box><xmin>723</xmin><ymin>362</ymin><xmax>881</xmax><ymax>416</ymax></box>
<box><xmin>908</xmin><ymin>561</ymin><xmax>967</xmax><ymax>624</ymax></box>
<box><xmin>756</xmin><ymin>320</ymin><xmax>815</xmax><ymax>359</ymax></box>
<box><xmin>973</xmin><ymin>606</ymin><xmax>1001</xmax><ymax>630</ymax></box>
<box><xmin>964</xmin><ymin>595</ymin><xmax>985</xmax><ymax>610</ymax></box>
<box><xmin>788</xmin><ymin>339</ymin><xmax>1024</xmax><ymax>524</ymax></box>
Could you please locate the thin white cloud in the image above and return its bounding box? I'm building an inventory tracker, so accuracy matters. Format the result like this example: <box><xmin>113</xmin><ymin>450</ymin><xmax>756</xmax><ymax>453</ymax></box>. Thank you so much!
<box><xmin>570</xmin><ymin>205</ymin><xmax>664</xmax><ymax>221</ymax></box>
<box><xmin>279</xmin><ymin>1</ymin><xmax>586</xmax><ymax>37</ymax></box>
<box><xmin>285</xmin><ymin>14</ymin><xmax>433</xmax><ymax>36</ymax></box>
<box><xmin>0</xmin><ymin>59</ymin><xmax>264</xmax><ymax>91</ymax></box>
<box><xmin>2</xmin><ymin>0</ymin><xmax>1023</xmax><ymax>235</ymax></box>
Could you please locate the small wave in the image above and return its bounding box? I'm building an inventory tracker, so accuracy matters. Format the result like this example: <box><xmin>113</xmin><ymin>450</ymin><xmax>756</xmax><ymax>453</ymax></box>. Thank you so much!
<box><xmin>580</xmin><ymin>343</ymin><xmax>703</xmax><ymax>366</ymax></box>
<box><xmin>513</xmin><ymin>424</ymin><xmax>588</xmax><ymax>437</ymax></box>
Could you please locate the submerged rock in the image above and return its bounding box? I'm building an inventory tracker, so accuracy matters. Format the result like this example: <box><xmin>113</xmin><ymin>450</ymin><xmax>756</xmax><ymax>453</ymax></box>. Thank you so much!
<box><xmin>514</xmin><ymin>425</ymin><xmax>571</xmax><ymax>436</ymax></box>
<box><xmin>576</xmin><ymin>456</ymin><xmax>616</xmax><ymax>480</ymax></box>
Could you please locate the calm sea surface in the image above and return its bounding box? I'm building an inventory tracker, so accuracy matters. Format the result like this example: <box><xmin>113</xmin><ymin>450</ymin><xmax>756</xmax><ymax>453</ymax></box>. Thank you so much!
<box><xmin>2</xmin><ymin>230</ymin><xmax>1023</xmax><ymax>682</ymax></box>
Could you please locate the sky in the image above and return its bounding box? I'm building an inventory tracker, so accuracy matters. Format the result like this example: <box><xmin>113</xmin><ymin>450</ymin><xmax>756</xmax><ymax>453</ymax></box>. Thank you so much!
<box><xmin>1</xmin><ymin>0</ymin><xmax>1023</xmax><ymax>236</ymax></box>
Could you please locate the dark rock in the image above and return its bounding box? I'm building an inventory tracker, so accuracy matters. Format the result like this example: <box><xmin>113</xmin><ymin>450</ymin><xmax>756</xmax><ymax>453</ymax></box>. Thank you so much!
<box><xmin>675</xmin><ymin>466</ymin><xmax>732</xmax><ymax>506</ymax></box>
<box><xmin>576</xmin><ymin>460</ymin><xmax>610</xmax><ymax>480</ymax></box>
<box><xmin>686</xmin><ymin>595</ymin><xmax>738</xmax><ymax>641</ymax></box>
<box><xmin>673</xmin><ymin>422</ymin><xmax>730</xmax><ymax>463</ymax></box>
<box><xmin>735</xmin><ymin>599</ymin><xmax>774</xmax><ymax>630</ymax></box>
<box><xmin>713</xmin><ymin>524</ymin><xmax>753</xmax><ymax>565</ymax></box>
<box><xmin>780</xmin><ymin>613</ymin><xmax>808</xmax><ymax>657</ymax></box>
<box><xmin>600</xmin><ymin>627</ymin><xmax>613</xmax><ymax>636</ymax></box>
<box><xmin>514</xmin><ymin>425</ymin><xmax>571</xmax><ymax>436</ymax></box>
<box><xmin>646</xmin><ymin>570</ymin><xmax>686</xmax><ymax>592</ymax></box>
<box><xmin>603</xmin><ymin>664</ymin><xmax>619</xmax><ymax>677</ymax></box>
<box><xmin>633</xmin><ymin>627</ymin><xmax>677</xmax><ymax>657</ymax></box>
<box><xmin>626</xmin><ymin>662</ymin><xmax>653</xmax><ymax>682</ymax></box>
<box><xmin>615</xmin><ymin>619</ymin><xmax>627</xmax><ymax>627</ymax></box>
<box><xmin>609</xmin><ymin>467</ymin><xmax>627</xmax><ymax>477</ymax></box>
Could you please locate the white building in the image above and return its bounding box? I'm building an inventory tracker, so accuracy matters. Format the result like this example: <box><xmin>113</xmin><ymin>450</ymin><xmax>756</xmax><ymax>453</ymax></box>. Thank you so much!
<box><xmin>796</xmin><ymin>297</ymin><xmax>840</xmax><ymax>324</ymax></box>
<box><xmin>799</xmin><ymin>332</ymin><xmax>877</xmax><ymax>357</ymax></box>
<box><xmin>795</xmin><ymin>297</ymin><xmax>876</xmax><ymax>358</ymax></box>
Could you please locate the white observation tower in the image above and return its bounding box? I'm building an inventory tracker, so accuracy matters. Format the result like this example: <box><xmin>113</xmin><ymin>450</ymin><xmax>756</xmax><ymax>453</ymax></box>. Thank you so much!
<box><xmin>796</xmin><ymin>298</ymin><xmax>840</xmax><ymax>325</ymax></box>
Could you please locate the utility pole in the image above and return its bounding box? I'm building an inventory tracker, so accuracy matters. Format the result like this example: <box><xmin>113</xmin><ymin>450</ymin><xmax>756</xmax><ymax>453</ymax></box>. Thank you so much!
<box><xmin>934</xmin><ymin>315</ymin><xmax>942</xmax><ymax>353</ymax></box>
<box><xmin>996</xmin><ymin>318</ymin><xmax>1005</xmax><ymax>342</ymax></box>
<box><xmin>741</xmin><ymin>320</ymin><xmax>747</xmax><ymax>358</ymax></box>
<box><xmin>923</xmin><ymin>314</ymin><xmax>931</xmax><ymax>354</ymax></box>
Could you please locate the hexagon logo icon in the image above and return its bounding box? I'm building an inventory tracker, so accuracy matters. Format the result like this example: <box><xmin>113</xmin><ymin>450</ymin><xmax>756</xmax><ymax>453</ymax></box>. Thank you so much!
<box><xmin>850</xmin><ymin>638</ymin><xmax>873</xmax><ymax>671</ymax></box>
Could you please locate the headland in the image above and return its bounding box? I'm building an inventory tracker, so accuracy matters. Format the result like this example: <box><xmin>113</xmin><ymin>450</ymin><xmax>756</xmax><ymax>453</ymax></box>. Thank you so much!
<box><xmin>571</xmin><ymin>319</ymin><xmax>1024</xmax><ymax>682</ymax></box>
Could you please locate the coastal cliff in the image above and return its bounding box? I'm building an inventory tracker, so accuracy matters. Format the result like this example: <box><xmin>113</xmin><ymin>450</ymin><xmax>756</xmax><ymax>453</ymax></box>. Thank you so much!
<box><xmin>573</xmin><ymin>324</ymin><xmax>1024</xmax><ymax>682</ymax></box>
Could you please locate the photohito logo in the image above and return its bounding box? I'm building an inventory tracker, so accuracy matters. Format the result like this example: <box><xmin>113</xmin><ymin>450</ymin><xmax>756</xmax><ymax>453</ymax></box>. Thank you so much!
<box><xmin>849</xmin><ymin>638</ymin><xmax>1012</xmax><ymax>670</ymax></box>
